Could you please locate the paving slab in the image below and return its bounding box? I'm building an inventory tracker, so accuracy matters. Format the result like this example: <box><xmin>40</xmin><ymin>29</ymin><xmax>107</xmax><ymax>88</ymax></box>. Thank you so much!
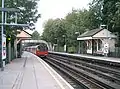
<box><xmin>0</xmin><ymin>58</ymin><xmax>25</xmax><ymax>89</ymax></box>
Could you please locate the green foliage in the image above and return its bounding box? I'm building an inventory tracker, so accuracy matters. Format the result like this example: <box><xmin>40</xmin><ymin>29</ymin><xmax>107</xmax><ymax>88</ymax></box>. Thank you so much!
<box><xmin>0</xmin><ymin>0</ymin><xmax>40</xmax><ymax>44</ymax></box>
<box><xmin>42</xmin><ymin>8</ymin><xmax>100</xmax><ymax>51</ymax></box>
<box><xmin>4</xmin><ymin>0</ymin><xmax>40</xmax><ymax>24</ymax></box>
<box><xmin>90</xmin><ymin>0</ymin><xmax>120</xmax><ymax>45</ymax></box>
<box><xmin>68</xmin><ymin>46</ymin><xmax>76</xmax><ymax>53</ymax></box>
<box><xmin>102</xmin><ymin>0</ymin><xmax>119</xmax><ymax>31</ymax></box>
<box><xmin>42</xmin><ymin>18</ymin><xmax>66</xmax><ymax>46</ymax></box>
<box><xmin>42</xmin><ymin>0</ymin><xmax>120</xmax><ymax>51</ymax></box>
<box><xmin>32</xmin><ymin>31</ymin><xmax>41</xmax><ymax>40</ymax></box>
<box><xmin>90</xmin><ymin>0</ymin><xmax>120</xmax><ymax>32</ymax></box>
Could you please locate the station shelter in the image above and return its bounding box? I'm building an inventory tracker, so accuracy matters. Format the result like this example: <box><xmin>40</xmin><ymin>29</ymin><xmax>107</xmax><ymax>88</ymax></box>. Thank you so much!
<box><xmin>17</xmin><ymin>30</ymin><xmax>32</xmax><ymax>57</ymax></box>
<box><xmin>77</xmin><ymin>29</ymin><xmax>117</xmax><ymax>56</ymax></box>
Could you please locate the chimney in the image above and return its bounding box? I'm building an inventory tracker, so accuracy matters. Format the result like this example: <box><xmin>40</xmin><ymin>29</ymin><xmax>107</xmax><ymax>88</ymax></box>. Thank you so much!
<box><xmin>100</xmin><ymin>25</ymin><xmax>107</xmax><ymax>29</ymax></box>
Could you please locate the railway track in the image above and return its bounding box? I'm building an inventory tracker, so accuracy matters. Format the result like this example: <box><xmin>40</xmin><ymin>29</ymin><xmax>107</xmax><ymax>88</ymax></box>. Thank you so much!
<box><xmin>43</xmin><ymin>54</ymin><xmax>120</xmax><ymax>89</ymax></box>
<box><xmin>49</xmin><ymin>54</ymin><xmax>120</xmax><ymax>83</ymax></box>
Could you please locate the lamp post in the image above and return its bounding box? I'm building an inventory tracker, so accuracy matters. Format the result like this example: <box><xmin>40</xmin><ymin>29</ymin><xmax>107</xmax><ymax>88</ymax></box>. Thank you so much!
<box><xmin>54</xmin><ymin>38</ymin><xmax>58</xmax><ymax>51</ymax></box>
<box><xmin>75</xmin><ymin>32</ymin><xmax>80</xmax><ymax>54</ymax></box>
<box><xmin>62</xmin><ymin>35</ymin><xmax>66</xmax><ymax>52</ymax></box>
<box><xmin>0</xmin><ymin>0</ymin><xmax>5</xmax><ymax>71</ymax></box>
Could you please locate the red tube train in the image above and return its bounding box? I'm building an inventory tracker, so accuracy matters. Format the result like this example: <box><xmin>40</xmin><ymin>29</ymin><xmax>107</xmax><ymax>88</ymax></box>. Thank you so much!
<box><xmin>24</xmin><ymin>43</ymin><xmax>48</xmax><ymax>57</ymax></box>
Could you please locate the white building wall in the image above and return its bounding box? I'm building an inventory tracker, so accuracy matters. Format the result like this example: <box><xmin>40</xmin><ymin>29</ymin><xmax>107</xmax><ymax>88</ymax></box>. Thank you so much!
<box><xmin>93</xmin><ymin>29</ymin><xmax>117</xmax><ymax>53</ymax></box>
<box><xmin>86</xmin><ymin>38</ymin><xmax>116</xmax><ymax>54</ymax></box>
<box><xmin>102</xmin><ymin>39</ymin><xmax>116</xmax><ymax>52</ymax></box>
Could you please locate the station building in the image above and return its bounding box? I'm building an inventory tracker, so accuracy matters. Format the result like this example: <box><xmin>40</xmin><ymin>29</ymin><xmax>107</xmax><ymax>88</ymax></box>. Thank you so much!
<box><xmin>77</xmin><ymin>28</ymin><xmax>117</xmax><ymax>56</ymax></box>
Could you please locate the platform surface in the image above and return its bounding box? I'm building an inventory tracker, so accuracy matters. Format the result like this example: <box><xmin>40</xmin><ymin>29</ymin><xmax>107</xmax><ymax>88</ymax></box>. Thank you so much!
<box><xmin>49</xmin><ymin>51</ymin><xmax>120</xmax><ymax>63</ymax></box>
<box><xmin>0</xmin><ymin>51</ymin><xmax>74</xmax><ymax>89</ymax></box>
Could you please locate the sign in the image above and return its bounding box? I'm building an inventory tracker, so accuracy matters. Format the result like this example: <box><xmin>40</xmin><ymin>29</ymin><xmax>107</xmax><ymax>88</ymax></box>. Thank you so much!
<box><xmin>2</xmin><ymin>34</ymin><xmax>6</xmax><ymax>60</ymax></box>
<box><xmin>104</xmin><ymin>48</ymin><xmax>109</xmax><ymax>53</ymax></box>
<box><xmin>103</xmin><ymin>43</ymin><xmax>109</xmax><ymax>54</ymax></box>
<box><xmin>104</xmin><ymin>43</ymin><xmax>109</xmax><ymax>48</ymax></box>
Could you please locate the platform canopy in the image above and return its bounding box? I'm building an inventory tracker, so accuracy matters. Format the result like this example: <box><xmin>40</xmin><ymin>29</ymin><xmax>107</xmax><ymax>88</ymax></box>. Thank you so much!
<box><xmin>17</xmin><ymin>30</ymin><xmax>32</xmax><ymax>44</ymax></box>
<box><xmin>17</xmin><ymin>30</ymin><xmax>32</xmax><ymax>38</ymax></box>
<box><xmin>77</xmin><ymin>29</ymin><xmax>117</xmax><ymax>40</ymax></box>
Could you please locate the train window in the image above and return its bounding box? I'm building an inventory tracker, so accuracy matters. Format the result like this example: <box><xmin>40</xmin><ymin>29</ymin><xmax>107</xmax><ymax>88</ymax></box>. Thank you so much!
<box><xmin>38</xmin><ymin>43</ymin><xmax>48</xmax><ymax>51</ymax></box>
<box><xmin>37</xmin><ymin>47</ymin><xmax>40</xmax><ymax>51</ymax></box>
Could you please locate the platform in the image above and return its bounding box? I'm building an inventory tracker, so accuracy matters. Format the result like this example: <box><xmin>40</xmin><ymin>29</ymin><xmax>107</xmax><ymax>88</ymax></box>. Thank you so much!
<box><xmin>0</xmin><ymin>51</ymin><xmax>74</xmax><ymax>89</ymax></box>
<box><xmin>49</xmin><ymin>51</ymin><xmax>120</xmax><ymax>63</ymax></box>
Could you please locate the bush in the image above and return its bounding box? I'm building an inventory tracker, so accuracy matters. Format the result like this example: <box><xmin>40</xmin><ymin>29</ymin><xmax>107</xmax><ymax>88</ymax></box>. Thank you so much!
<box><xmin>68</xmin><ymin>46</ymin><xmax>76</xmax><ymax>53</ymax></box>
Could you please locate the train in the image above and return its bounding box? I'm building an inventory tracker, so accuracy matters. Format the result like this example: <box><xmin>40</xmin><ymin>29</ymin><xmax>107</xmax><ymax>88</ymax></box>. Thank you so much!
<box><xmin>24</xmin><ymin>43</ymin><xmax>48</xmax><ymax>57</ymax></box>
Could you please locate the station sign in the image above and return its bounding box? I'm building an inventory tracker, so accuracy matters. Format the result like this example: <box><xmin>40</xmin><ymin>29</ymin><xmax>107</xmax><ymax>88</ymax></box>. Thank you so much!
<box><xmin>103</xmin><ymin>43</ymin><xmax>109</xmax><ymax>54</ymax></box>
<box><xmin>2</xmin><ymin>34</ymin><xmax>6</xmax><ymax>60</ymax></box>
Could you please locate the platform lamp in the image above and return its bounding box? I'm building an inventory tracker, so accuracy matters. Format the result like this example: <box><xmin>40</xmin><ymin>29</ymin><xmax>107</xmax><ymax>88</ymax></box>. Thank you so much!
<box><xmin>7</xmin><ymin>35</ymin><xmax>11</xmax><ymax>63</ymax></box>
<box><xmin>62</xmin><ymin>35</ymin><xmax>66</xmax><ymax>52</ymax></box>
<box><xmin>75</xmin><ymin>32</ymin><xmax>80</xmax><ymax>54</ymax></box>
<box><xmin>54</xmin><ymin>38</ymin><xmax>58</xmax><ymax>51</ymax></box>
<box><xmin>7</xmin><ymin>35</ymin><xmax>11</xmax><ymax>41</ymax></box>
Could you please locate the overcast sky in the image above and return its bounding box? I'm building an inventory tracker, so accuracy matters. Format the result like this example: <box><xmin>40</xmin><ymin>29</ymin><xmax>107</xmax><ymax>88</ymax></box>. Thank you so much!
<box><xmin>34</xmin><ymin>0</ymin><xmax>91</xmax><ymax>35</ymax></box>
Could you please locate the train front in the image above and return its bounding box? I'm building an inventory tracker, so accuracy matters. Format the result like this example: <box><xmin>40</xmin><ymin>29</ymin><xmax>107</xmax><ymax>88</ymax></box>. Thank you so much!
<box><xmin>36</xmin><ymin>43</ymin><xmax>48</xmax><ymax>57</ymax></box>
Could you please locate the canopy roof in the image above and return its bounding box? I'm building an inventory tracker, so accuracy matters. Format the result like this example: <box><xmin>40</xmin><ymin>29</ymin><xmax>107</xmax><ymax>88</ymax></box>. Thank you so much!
<box><xmin>78</xmin><ymin>29</ymin><xmax>102</xmax><ymax>38</ymax></box>
<box><xmin>77</xmin><ymin>29</ymin><xmax>117</xmax><ymax>40</ymax></box>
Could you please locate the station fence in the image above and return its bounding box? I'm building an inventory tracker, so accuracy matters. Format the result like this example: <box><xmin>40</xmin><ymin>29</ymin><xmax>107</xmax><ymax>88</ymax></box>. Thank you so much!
<box><xmin>109</xmin><ymin>47</ymin><xmax>120</xmax><ymax>58</ymax></box>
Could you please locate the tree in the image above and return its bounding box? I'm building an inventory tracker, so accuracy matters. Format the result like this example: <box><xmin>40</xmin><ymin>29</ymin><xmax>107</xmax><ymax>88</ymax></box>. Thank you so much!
<box><xmin>64</xmin><ymin>9</ymin><xmax>100</xmax><ymax>47</ymax></box>
<box><xmin>42</xmin><ymin>18</ymin><xmax>66</xmax><ymax>46</ymax></box>
<box><xmin>4</xmin><ymin>0</ymin><xmax>40</xmax><ymax>25</ymax></box>
<box><xmin>90</xmin><ymin>0</ymin><xmax>120</xmax><ymax>32</ymax></box>
<box><xmin>89</xmin><ymin>0</ymin><xmax>103</xmax><ymax>27</ymax></box>
<box><xmin>32</xmin><ymin>31</ymin><xmax>41</xmax><ymax>40</ymax></box>
<box><xmin>0</xmin><ymin>0</ymin><xmax>40</xmax><ymax>40</ymax></box>
<box><xmin>41</xmin><ymin>8</ymin><xmax>103</xmax><ymax>52</ymax></box>
<box><xmin>102</xmin><ymin>0</ymin><xmax>119</xmax><ymax>31</ymax></box>
<box><xmin>0</xmin><ymin>0</ymin><xmax>41</xmax><ymax>60</ymax></box>
<box><xmin>42</xmin><ymin>19</ymin><xmax>55</xmax><ymax>42</ymax></box>
<box><xmin>90</xmin><ymin>0</ymin><xmax>120</xmax><ymax>45</ymax></box>
<box><xmin>0</xmin><ymin>0</ymin><xmax>41</xmax><ymax>53</ymax></box>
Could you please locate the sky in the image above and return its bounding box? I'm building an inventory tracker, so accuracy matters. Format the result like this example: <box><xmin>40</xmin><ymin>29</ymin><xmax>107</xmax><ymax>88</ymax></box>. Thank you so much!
<box><xmin>34</xmin><ymin>0</ymin><xmax>91</xmax><ymax>35</ymax></box>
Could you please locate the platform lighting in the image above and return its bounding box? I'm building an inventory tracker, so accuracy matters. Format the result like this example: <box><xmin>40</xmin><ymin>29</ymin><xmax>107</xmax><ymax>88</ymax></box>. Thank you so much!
<box><xmin>54</xmin><ymin>38</ymin><xmax>58</xmax><ymax>51</ymax></box>
<box><xmin>7</xmin><ymin>35</ymin><xmax>11</xmax><ymax>41</ymax></box>
<box><xmin>55</xmin><ymin>38</ymin><xmax>57</xmax><ymax>44</ymax></box>
<box><xmin>62</xmin><ymin>35</ymin><xmax>65</xmax><ymax>44</ymax></box>
<box><xmin>62</xmin><ymin>35</ymin><xmax>66</xmax><ymax>52</ymax></box>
